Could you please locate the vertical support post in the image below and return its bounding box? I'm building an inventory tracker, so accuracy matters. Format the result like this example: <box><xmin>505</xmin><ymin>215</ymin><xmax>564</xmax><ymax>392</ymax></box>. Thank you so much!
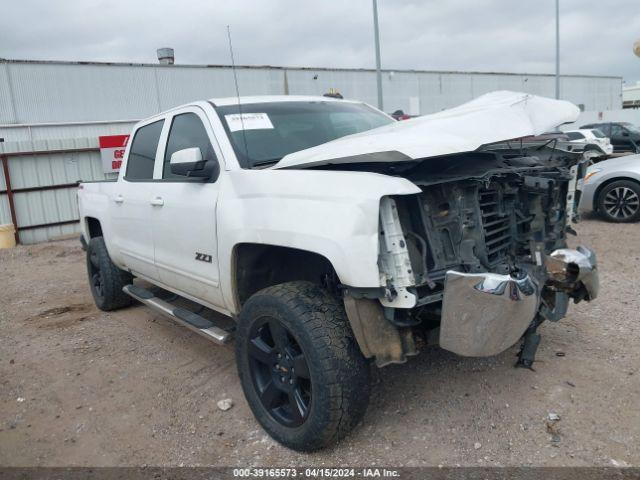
<box><xmin>283</xmin><ymin>69</ymin><xmax>290</xmax><ymax>95</ymax></box>
<box><xmin>372</xmin><ymin>0</ymin><xmax>384</xmax><ymax>110</ymax></box>
<box><xmin>555</xmin><ymin>0</ymin><xmax>560</xmax><ymax>99</ymax></box>
<box><xmin>1</xmin><ymin>155</ymin><xmax>19</xmax><ymax>245</ymax></box>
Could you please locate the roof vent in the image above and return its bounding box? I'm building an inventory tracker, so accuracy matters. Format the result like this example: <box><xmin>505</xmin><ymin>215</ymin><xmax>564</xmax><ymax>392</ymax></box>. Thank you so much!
<box><xmin>157</xmin><ymin>48</ymin><xmax>175</xmax><ymax>65</ymax></box>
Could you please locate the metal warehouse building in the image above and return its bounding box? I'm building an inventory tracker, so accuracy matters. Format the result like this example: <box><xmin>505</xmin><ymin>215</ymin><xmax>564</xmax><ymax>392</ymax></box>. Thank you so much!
<box><xmin>0</xmin><ymin>59</ymin><xmax>623</xmax><ymax>244</ymax></box>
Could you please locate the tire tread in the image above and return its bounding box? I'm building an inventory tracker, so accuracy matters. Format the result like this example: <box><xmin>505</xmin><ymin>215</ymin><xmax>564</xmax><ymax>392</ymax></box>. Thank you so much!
<box><xmin>87</xmin><ymin>236</ymin><xmax>133</xmax><ymax>311</ymax></box>
<box><xmin>236</xmin><ymin>281</ymin><xmax>370</xmax><ymax>451</ymax></box>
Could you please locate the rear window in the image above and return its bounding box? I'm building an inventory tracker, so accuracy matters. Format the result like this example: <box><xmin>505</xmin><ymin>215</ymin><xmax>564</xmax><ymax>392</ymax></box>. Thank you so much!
<box><xmin>125</xmin><ymin>120</ymin><xmax>164</xmax><ymax>180</ymax></box>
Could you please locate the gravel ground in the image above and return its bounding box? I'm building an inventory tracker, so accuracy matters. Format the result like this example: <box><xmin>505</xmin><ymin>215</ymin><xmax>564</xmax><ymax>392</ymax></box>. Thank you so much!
<box><xmin>0</xmin><ymin>217</ymin><xmax>639</xmax><ymax>467</ymax></box>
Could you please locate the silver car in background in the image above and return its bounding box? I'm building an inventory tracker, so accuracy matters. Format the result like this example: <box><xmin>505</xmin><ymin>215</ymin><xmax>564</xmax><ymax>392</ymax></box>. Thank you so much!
<box><xmin>580</xmin><ymin>154</ymin><xmax>640</xmax><ymax>222</ymax></box>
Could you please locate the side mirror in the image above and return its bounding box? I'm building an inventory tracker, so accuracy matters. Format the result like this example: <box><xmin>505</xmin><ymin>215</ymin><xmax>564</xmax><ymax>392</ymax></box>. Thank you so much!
<box><xmin>170</xmin><ymin>147</ymin><xmax>220</xmax><ymax>181</ymax></box>
<box><xmin>622</xmin><ymin>131</ymin><xmax>630</xmax><ymax>137</ymax></box>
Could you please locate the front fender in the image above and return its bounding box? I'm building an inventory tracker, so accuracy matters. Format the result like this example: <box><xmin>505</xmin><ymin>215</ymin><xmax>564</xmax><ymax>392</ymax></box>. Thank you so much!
<box><xmin>217</xmin><ymin>169</ymin><xmax>420</xmax><ymax>312</ymax></box>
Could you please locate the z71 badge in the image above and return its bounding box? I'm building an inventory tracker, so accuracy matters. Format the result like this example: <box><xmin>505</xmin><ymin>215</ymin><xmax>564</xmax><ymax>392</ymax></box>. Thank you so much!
<box><xmin>195</xmin><ymin>252</ymin><xmax>212</xmax><ymax>263</ymax></box>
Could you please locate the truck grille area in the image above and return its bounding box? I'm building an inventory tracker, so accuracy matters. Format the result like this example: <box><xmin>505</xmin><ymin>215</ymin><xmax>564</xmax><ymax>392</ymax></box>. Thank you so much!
<box><xmin>396</xmin><ymin>171</ymin><xmax>571</xmax><ymax>285</ymax></box>
<box><xmin>478</xmin><ymin>188</ymin><xmax>514</xmax><ymax>265</ymax></box>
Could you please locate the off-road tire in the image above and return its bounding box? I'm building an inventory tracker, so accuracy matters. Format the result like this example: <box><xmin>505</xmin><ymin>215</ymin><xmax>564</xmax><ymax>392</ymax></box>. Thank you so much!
<box><xmin>86</xmin><ymin>236</ymin><xmax>133</xmax><ymax>311</ymax></box>
<box><xmin>236</xmin><ymin>281</ymin><xmax>370</xmax><ymax>451</ymax></box>
<box><xmin>596</xmin><ymin>180</ymin><xmax>640</xmax><ymax>223</ymax></box>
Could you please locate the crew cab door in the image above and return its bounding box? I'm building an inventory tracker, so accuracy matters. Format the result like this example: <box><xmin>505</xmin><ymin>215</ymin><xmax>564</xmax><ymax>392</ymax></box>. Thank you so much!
<box><xmin>110</xmin><ymin>118</ymin><xmax>164</xmax><ymax>280</ymax></box>
<box><xmin>151</xmin><ymin>107</ymin><xmax>225</xmax><ymax>307</ymax></box>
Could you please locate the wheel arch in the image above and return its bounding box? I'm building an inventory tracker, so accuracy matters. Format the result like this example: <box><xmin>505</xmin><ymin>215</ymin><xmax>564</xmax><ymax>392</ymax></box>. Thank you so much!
<box><xmin>231</xmin><ymin>243</ymin><xmax>340</xmax><ymax>310</ymax></box>
<box><xmin>583</xmin><ymin>142</ymin><xmax>605</xmax><ymax>154</ymax></box>
<box><xmin>84</xmin><ymin>216</ymin><xmax>103</xmax><ymax>239</ymax></box>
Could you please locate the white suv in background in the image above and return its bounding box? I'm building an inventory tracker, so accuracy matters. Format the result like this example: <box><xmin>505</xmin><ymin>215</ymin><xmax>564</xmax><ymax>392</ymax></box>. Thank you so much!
<box><xmin>565</xmin><ymin>129</ymin><xmax>613</xmax><ymax>157</ymax></box>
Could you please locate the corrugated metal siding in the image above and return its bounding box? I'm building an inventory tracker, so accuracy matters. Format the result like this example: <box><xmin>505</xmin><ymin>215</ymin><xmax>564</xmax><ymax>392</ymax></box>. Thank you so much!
<box><xmin>0</xmin><ymin>122</ymin><xmax>136</xmax><ymax>143</ymax></box>
<box><xmin>284</xmin><ymin>67</ymin><xmax>621</xmax><ymax>114</ymax></box>
<box><xmin>19</xmin><ymin>223</ymin><xmax>81</xmax><ymax>245</ymax></box>
<box><xmin>0</xmin><ymin>60</ymin><xmax>623</xmax><ymax>127</ymax></box>
<box><xmin>624</xmin><ymin>85</ymin><xmax>640</xmax><ymax>102</ymax></box>
<box><xmin>0</xmin><ymin>139</ymin><xmax>115</xmax><ymax>244</ymax></box>
<box><xmin>0</xmin><ymin>63</ymin><xmax>18</xmax><ymax>123</ymax></box>
<box><xmin>4</xmin><ymin>62</ymin><xmax>160</xmax><ymax>124</ymax></box>
<box><xmin>154</xmin><ymin>66</ymin><xmax>284</xmax><ymax>111</ymax></box>
<box><xmin>0</xmin><ymin>60</ymin><xmax>624</xmax><ymax>244</ymax></box>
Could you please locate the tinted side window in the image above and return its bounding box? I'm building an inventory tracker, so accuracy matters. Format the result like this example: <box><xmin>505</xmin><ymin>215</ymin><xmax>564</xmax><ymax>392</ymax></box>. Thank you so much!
<box><xmin>163</xmin><ymin>113</ymin><xmax>216</xmax><ymax>179</ymax></box>
<box><xmin>566</xmin><ymin>132</ymin><xmax>584</xmax><ymax>140</ymax></box>
<box><xmin>610</xmin><ymin>124</ymin><xmax>625</xmax><ymax>137</ymax></box>
<box><xmin>125</xmin><ymin>120</ymin><xmax>164</xmax><ymax>180</ymax></box>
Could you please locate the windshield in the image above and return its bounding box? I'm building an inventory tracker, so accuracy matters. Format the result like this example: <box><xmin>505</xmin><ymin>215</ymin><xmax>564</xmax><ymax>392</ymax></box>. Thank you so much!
<box><xmin>215</xmin><ymin>101</ymin><xmax>393</xmax><ymax>168</ymax></box>
<box><xmin>591</xmin><ymin>129</ymin><xmax>605</xmax><ymax>138</ymax></box>
<box><xmin>621</xmin><ymin>122</ymin><xmax>640</xmax><ymax>134</ymax></box>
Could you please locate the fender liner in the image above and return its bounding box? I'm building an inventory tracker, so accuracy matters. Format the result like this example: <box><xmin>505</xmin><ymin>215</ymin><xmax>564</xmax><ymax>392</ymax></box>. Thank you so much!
<box><xmin>343</xmin><ymin>297</ymin><xmax>417</xmax><ymax>367</ymax></box>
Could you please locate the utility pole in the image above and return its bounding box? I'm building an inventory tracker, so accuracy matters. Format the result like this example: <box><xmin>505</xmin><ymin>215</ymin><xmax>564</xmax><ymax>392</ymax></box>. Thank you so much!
<box><xmin>372</xmin><ymin>0</ymin><xmax>383</xmax><ymax>110</ymax></box>
<box><xmin>555</xmin><ymin>0</ymin><xmax>560</xmax><ymax>99</ymax></box>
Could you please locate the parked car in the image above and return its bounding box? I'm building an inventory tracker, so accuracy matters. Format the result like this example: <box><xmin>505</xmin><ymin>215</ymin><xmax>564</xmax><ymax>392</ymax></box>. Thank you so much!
<box><xmin>390</xmin><ymin>109</ymin><xmax>415</xmax><ymax>121</ymax></box>
<box><xmin>580</xmin><ymin>154</ymin><xmax>640</xmax><ymax>222</ymax></box>
<box><xmin>77</xmin><ymin>91</ymin><xmax>598</xmax><ymax>451</ymax></box>
<box><xmin>495</xmin><ymin>131</ymin><xmax>608</xmax><ymax>162</ymax></box>
<box><xmin>580</xmin><ymin>122</ymin><xmax>640</xmax><ymax>153</ymax></box>
<box><xmin>564</xmin><ymin>129</ymin><xmax>613</xmax><ymax>160</ymax></box>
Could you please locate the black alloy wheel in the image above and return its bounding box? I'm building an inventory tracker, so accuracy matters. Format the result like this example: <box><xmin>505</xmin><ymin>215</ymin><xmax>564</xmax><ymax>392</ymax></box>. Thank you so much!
<box><xmin>235</xmin><ymin>281</ymin><xmax>370</xmax><ymax>451</ymax></box>
<box><xmin>248</xmin><ymin>317</ymin><xmax>312</xmax><ymax>427</ymax></box>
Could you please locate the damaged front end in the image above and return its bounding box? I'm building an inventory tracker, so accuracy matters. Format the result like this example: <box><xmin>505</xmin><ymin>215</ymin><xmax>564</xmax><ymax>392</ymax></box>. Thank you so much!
<box><xmin>439</xmin><ymin>245</ymin><xmax>598</xmax><ymax>360</ymax></box>
<box><xmin>343</xmin><ymin>145</ymin><xmax>598</xmax><ymax>367</ymax></box>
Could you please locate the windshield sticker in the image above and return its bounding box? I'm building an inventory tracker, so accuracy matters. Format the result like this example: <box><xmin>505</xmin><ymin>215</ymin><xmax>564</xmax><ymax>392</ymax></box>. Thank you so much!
<box><xmin>225</xmin><ymin>113</ymin><xmax>274</xmax><ymax>132</ymax></box>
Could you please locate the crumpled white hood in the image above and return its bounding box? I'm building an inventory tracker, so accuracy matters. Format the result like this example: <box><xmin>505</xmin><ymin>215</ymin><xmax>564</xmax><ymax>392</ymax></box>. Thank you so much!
<box><xmin>274</xmin><ymin>91</ymin><xmax>580</xmax><ymax>169</ymax></box>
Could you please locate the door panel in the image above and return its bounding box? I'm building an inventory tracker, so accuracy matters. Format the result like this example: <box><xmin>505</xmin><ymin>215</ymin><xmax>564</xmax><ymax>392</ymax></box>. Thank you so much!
<box><xmin>151</xmin><ymin>183</ymin><xmax>223</xmax><ymax>305</ymax></box>
<box><xmin>610</xmin><ymin>124</ymin><xmax>632</xmax><ymax>152</ymax></box>
<box><xmin>110</xmin><ymin>119</ymin><xmax>164</xmax><ymax>280</ymax></box>
<box><xmin>151</xmin><ymin>109</ymin><xmax>224</xmax><ymax>307</ymax></box>
<box><xmin>110</xmin><ymin>183</ymin><xmax>158</xmax><ymax>279</ymax></box>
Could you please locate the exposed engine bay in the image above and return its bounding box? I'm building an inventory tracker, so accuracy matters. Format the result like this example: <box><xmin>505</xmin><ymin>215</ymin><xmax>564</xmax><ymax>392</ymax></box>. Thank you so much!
<box><xmin>393</xmin><ymin>145</ymin><xmax>588</xmax><ymax>300</ymax></box>
<box><xmin>339</xmin><ymin>144</ymin><xmax>599</xmax><ymax>367</ymax></box>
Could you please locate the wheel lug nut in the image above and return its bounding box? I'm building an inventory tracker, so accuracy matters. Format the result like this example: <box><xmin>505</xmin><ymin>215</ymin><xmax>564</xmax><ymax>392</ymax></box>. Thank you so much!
<box><xmin>289</xmin><ymin>379</ymin><xmax>293</xmax><ymax>384</ymax></box>
<box><xmin>280</xmin><ymin>376</ymin><xmax>285</xmax><ymax>382</ymax></box>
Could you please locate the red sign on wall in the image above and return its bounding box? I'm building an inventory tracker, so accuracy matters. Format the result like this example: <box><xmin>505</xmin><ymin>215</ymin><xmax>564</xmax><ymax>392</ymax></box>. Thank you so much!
<box><xmin>99</xmin><ymin>135</ymin><xmax>130</xmax><ymax>173</ymax></box>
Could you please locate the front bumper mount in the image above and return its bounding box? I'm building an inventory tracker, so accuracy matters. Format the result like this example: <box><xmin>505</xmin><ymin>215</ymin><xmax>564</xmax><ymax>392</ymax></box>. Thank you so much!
<box><xmin>439</xmin><ymin>246</ymin><xmax>598</xmax><ymax>357</ymax></box>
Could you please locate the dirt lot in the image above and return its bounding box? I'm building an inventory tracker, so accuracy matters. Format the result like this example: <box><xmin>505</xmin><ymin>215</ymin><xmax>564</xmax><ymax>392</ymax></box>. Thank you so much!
<box><xmin>1</xmin><ymin>217</ymin><xmax>639</xmax><ymax>467</ymax></box>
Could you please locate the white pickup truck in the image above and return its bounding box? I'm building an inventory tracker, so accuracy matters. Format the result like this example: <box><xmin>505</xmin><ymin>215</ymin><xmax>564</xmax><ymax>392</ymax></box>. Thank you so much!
<box><xmin>78</xmin><ymin>91</ymin><xmax>599</xmax><ymax>451</ymax></box>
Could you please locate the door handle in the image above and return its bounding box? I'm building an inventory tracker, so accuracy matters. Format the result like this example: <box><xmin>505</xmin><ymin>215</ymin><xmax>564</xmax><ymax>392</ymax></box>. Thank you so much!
<box><xmin>150</xmin><ymin>196</ymin><xmax>164</xmax><ymax>207</ymax></box>
<box><xmin>114</xmin><ymin>195</ymin><xmax>124</xmax><ymax>204</ymax></box>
